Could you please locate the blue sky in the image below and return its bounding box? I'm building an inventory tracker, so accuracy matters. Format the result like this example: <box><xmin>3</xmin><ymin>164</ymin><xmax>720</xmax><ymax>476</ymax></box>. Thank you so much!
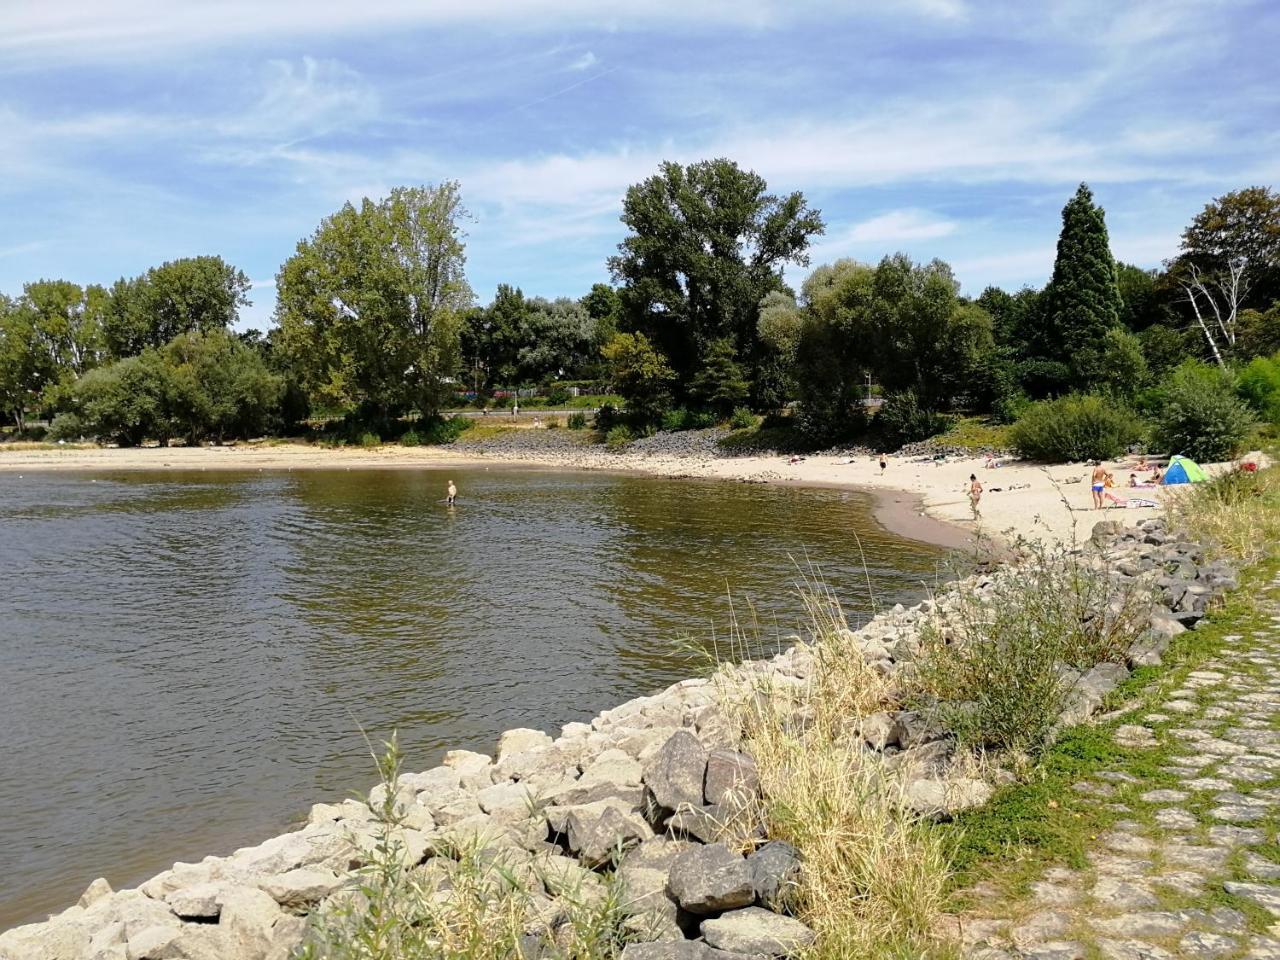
<box><xmin>2</xmin><ymin>0</ymin><xmax>1277</xmax><ymax>330</ymax></box>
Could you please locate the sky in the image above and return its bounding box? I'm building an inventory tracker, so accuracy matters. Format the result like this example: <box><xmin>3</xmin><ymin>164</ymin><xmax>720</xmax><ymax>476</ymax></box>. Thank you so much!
<box><xmin>1</xmin><ymin>0</ymin><xmax>1277</xmax><ymax>330</ymax></box>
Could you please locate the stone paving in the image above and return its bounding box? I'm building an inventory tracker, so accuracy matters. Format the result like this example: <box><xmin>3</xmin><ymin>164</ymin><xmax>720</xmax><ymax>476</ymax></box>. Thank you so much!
<box><xmin>961</xmin><ymin>571</ymin><xmax>1280</xmax><ymax>960</ymax></box>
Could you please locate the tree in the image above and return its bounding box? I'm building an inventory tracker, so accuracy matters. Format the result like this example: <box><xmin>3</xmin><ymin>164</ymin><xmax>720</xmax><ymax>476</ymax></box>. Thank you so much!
<box><xmin>163</xmin><ymin>329</ymin><xmax>282</xmax><ymax>442</ymax></box>
<box><xmin>580</xmin><ymin>283</ymin><xmax>622</xmax><ymax>347</ymax></box>
<box><xmin>0</xmin><ymin>299</ymin><xmax>49</xmax><ymax>431</ymax></box>
<box><xmin>517</xmin><ymin>297</ymin><xmax>598</xmax><ymax>384</ymax></box>
<box><xmin>600</xmin><ymin>332</ymin><xmax>675</xmax><ymax>425</ymax></box>
<box><xmin>1179</xmin><ymin>186</ymin><xmax>1280</xmax><ymax>311</ymax></box>
<box><xmin>104</xmin><ymin>256</ymin><xmax>251</xmax><ymax>358</ymax></box>
<box><xmin>1096</xmin><ymin>327</ymin><xmax>1148</xmax><ymax>400</ymax></box>
<box><xmin>688</xmin><ymin>338</ymin><xmax>750</xmax><ymax>416</ymax></box>
<box><xmin>21</xmin><ymin>280</ymin><xmax>107</xmax><ymax>376</ymax></box>
<box><xmin>608</xmin><ymin>158</ymin><xmax>823</xmax><ymax>403</ymax></box>
<box><xmin>61</xmin><ymin>350</ymin><xmax>179</xmax><ymax>446</ymax></box>
<box><xmin>275</xmin><ymin>184</ymin><xmax>472</xmax><ymax>422</ymax></box>
<box><xmin>1039</xmin><ymin>184</ymin><xmax>1123</xmax><ymax>383</ymax></box>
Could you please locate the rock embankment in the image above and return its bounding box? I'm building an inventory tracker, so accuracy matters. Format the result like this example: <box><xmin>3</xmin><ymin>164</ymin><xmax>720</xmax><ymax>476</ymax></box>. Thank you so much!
<box><xmin>0</xmin><ymin>516</ymin><xmax>1237</xmax><ymax>960</ymax></box>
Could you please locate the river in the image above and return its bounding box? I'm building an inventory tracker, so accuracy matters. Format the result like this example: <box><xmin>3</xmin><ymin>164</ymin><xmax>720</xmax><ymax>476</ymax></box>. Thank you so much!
<box><xmin>0</xmin><ymin>466</ymin><xmax>945</xmax><ymax>929</ymax></box>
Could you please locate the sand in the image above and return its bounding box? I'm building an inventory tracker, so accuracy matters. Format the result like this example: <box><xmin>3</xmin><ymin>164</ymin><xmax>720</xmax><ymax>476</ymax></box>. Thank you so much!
<box><xmin>0</xmin><ymin>440</ymin><xmax>1190</xmax><ymax>551</ymax></box>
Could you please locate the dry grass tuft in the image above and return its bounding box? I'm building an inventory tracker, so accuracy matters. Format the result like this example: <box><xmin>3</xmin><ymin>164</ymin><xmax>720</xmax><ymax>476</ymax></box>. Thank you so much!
<box><xmin>1165</xmin><ymin>463</ymin><xmax>1280</xmax><ymax>564</ymax></box>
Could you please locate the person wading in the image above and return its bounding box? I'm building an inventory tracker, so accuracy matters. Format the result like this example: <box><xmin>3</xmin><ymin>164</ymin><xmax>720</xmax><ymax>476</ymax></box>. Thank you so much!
<box><xmin>446</xmin><ymin>480</ymin><xmax>458</xmax><ymax>506</ymax></box>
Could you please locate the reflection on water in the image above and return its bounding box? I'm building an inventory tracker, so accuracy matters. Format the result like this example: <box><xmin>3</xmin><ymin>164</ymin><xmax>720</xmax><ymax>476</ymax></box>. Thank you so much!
<box><xmin>0</xmin><ymin>467</ymin><xmax>944</xmax><ymax>929</ymax></box>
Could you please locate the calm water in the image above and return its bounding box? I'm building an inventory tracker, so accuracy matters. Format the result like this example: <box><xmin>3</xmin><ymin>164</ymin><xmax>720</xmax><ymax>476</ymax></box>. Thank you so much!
<box><xmin>0</xmin><ymin>468</ymin><xmax>943</xmax><ymax>929</ymax></box>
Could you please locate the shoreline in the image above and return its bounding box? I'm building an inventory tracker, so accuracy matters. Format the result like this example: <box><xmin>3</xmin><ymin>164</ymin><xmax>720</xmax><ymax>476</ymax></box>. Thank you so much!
<box><xmin>0</xmin><ymin>441</ymin><xmax>1071</xmax><ymax>552</ymax></box>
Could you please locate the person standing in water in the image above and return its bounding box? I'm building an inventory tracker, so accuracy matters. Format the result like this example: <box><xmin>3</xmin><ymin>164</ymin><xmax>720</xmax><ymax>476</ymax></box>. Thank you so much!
<box><xmin>967</xmin><ymin>473</ymin><xmax>983</xmax><ymax>518</ymax></box>
<box><xmin>446</xmin><ymin>480</ymin><xmax>457</xmax><ymax>506</ymax></box>
<box><xmin>879</xmin><ymin>453</ymin><xmax>887</xmax><ymax>475</ymax></box>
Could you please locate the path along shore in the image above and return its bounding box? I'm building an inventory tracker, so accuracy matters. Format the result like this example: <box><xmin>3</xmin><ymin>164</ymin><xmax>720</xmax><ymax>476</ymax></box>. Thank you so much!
<box><xmin>0</xmin><ymin>437</ymin><xmax>1220</xmax><ymax>551</ymax></box>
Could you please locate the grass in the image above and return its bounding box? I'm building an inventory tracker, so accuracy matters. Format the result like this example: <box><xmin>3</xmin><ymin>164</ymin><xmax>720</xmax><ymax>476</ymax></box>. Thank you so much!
<box><xmin>717</xmin><ymin>423</ymin><xmax>810</xmax><ymax>454</ymax></box>
<box><xmin>1165</xmin><ymin>458</ymin><xmax>1280</xmax><ymax>563</ymax></box>
<box><xmin>934</xmin><ymin>417</ymin><xmax>1013</xmax><ymax>453</ymax></box>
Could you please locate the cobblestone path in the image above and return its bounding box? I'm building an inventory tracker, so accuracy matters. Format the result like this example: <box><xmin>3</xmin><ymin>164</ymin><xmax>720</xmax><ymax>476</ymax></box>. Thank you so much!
<box><xmin>961</xmin><ymin>569</ymin><xmax>1280</xmax><ymax>960</ymax></box>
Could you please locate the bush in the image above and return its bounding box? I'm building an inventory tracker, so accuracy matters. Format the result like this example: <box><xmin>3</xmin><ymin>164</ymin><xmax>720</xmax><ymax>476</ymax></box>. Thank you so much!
<box><xmin>604</xmin><ymin>424</ymin><xmax>634</xmax><ymax>450</ymax></box>
<box><xmin>913</xmin><ymin>546</ymin><xmax>1151</xmax><ymax>753</ymax></box>
<box><xmin>417</xmin><ymin>416</ymin><xmax>473</xmax><ymax>445</ymax></box>
<box><xmin>47</xmin><ymin>413</ymin><xmax>85</xmax><ymax>441</ymax></box>
<box><xmin>358</xmin><ymin>431</ymin><xmax>381</xmax><ymax>447</ymax></box>
<box><xmin>566</xmin><ymin>412</ymin><xmax>587</xmax><ymax>430</ymax></box>
<box><xmin>544</xmin><ymin>385</ymin><xmax>571</xmax><ymax>406</ymax></box>
<box><xmin>593</xmin><ymin>403</ymin><xmax>620</xmax><ymax>431</ymax></box>
<box><xmin>874</xmin><ymin>390</ymin><xmax>950</xmax><ymax>450</ymax></box>
<box><xmin>545</xmin><ymin>418</ymin><xmax>561</xmax><ymax>430</ymax></box>
<box><xmin>1009</xmin><ymin>393</ymin><xmax>1142</xmax><ymax>462</ymax></box>
<box><xmin>399</xmin><ymin>428</ymin><xmax>423</xmax><ymax>446</ymax></box>
<box><xmin>1151</xmin><ymin>362</ymin><xmax>1256</xmax><ymax>463</ymax></box>
<box><xmin>1236</xmin><ymin>353</ymin><xmax>1280</xmax><ymax>426</ymax></box>
<box><xmin>661</xmin><ymin>408</ymin><xmax>691</xmax><ymax>432</ymax></box>
<box><xmin>729</xmin><ymin>406</ymin><xmax>758</xmax><ymax>430</ymax></box>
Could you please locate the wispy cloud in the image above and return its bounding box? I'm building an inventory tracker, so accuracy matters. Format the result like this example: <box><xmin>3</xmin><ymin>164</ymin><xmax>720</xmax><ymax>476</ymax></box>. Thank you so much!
<box><xmin>567</xmin><ymin>51</ymin><xmax>598</xmax><ymax>72</ymax></box>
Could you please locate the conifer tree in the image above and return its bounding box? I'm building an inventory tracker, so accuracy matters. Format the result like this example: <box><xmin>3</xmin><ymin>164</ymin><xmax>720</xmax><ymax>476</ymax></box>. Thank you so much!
<box><xmin>1041</xmin><ymin>183</ymin><xmax>1123</xmax><ymax>384</ymax></box>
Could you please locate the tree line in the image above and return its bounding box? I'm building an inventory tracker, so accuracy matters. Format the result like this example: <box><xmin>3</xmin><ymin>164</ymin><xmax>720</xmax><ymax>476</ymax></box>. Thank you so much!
<box><xmin>2</xmin><ymin>160</ymin><xmax>1278</xmax><ymax>450</ymax></box>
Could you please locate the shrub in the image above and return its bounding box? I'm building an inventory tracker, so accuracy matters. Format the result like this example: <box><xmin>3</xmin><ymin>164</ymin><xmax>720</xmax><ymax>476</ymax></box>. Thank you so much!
<box><xmin>492</xmin><ymin>394</ymin><xmax>511</xmax><ymax>408</ymax></box>
<box><xmin>661</xmin><ymin>408</ymin><xmax>691</xmax><ymax>432</ymax></box>
<box><xmin>1009</xmin><ymin>393</ymin><xmax>1142</xmax><ymax>462</ymax></box>
<box><xmin>593</xmin><ymin>402</ymin><xmax>620</xmax><ymax>431</ymax></box>
<box><xmin>417</xmin><ymin>416</ymin><xmax>473</xmax><ymax>445</ymax></box>
<box><xmin>358</xmin><ymin>431</ymin><xmax>381</xmax><ymax>448</ymax></box>
<box><xmin>399</xmin><ymin>428</ymin><xmax>423</xmax><ymax>446</ymax></box>
<box><xmin>1236</xmin><ymin>353</ymin><xmax>1280</xmax><ymax>426</ymax></box>
<box><xmin>544</xmin><ymin>385</ymin><xmax>571</xmax><ymax>406</ymax></box>
<box><xmin>1151</xmin><ymin>362</ymin><xmax>1256</xmax><ymax>463</ymax></box>
<box><xmin>913</xmin><ymin>545</ymin><xmax>1152</xmax><ymax>754</ymax></box>
<box><xmin>47</xmin><ymin>413</ymin><xmax>85</xmax><ymax>441</ymax></box>
<box><xmin>566</xmin><ymin>412</ymin><xmax>587</xmax><ymax>430</ymax></box>
<box><xmin>874</xmin><ymin>390</ymin><xmax>950</xmax><ymax>450</ymax></box>
<box><xmin>545</xmin><ymin>418</ymin><xmax>561</xmax><ymax>430</ymax></box>
<box><xmin>604</xmin><ymin>424</ymin><xmax>634</xmax><ymax>450</ymax></box>
<box><xmin>729</xmin><ymin>406</ymin><xmax>758</xmax><ymax>430</ymax></box>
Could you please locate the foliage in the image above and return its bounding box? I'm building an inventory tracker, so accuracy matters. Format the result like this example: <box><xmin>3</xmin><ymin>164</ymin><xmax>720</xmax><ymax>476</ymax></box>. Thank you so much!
<box><xmin>1038</xmin><ymin>183</ymin><xmax>1124</xmax><ymax>383</ymax></box>
<box><xmin>416</xmin><ymin>415</ymin><xmax>473</xmax><ymax>445</ymax></box>
<box><xmin>62</xmin><ymin>350</ymin><xmax>179</xmax><ymax>447</ymax></box>
<box><xmin>661</xmin><ymin>407</ymin><xmax>716</xmax><ymax>431</ymax></box>
<box><xmin>688</xmin><ymin>337</ymin><xmax>750</xmax><ymax>416</ymax></box>
<box><xmin>1095</xmin><ymin>326</ymin><xmax>1149</xmax><ymax>400</ymax></box>
<box><xmin>600</xmin><ymin>332</ymin><xmax>674</xmax><ymax>426</ymax></box>
<box><xmin>1236</xmin><ymin>352</ymin><xmax>1280</xmax><ymax>426</ymax></box>
<box><xmin>1008</xmin><ymin>393</ymin><xmax>1143</xmax><ymax>462</ymax></box>
<box><xmin>729</xmin><ymin>406</ymin><xmax>758</xmax><ymax>430</ymax></box>
<box><xmin>913</xmin><ymin>545</ymin><xmax>1151</xmax><ymax>753</ymax></box>
<box><xmin>1178</xmin><ymin>185</ymin><xmax>1280</xmax><ymax>312</ymax></box>
<box><xmin>1167</xmin><ymin>463</ymin><xmax>1280</xmax><ymax>565</ymax></box>
<box><xmin>604</xmin><ymin>424</ymin><xmax>634</xmax><ymax>450</ymax></box>
<box><xmin>47</xmin><ymin>412</ymin><xmax>85</xmax><ymax>441</ymax></box>
<box><xmin>162</xmin><ymin>329</ymin><xmax>283</xmax><ymax>442</ymax></box>
<box><xmin>104</xmin><ymin>256</ymin><xmax>250</xmax><ymax>358</ymax></box>
<box><xmin>1238</xmin><ymin>303</ymin><xmax>1280</xmax><ymax>360</ymax></box>
<box><xmin>1151</xmin><ymin>361</ymin><xmax>1257</xmax><ymax>462</ymax></box>
<box><xmin>609</xmin><ymin>158</ymin><xmax>823</xmax><ymax>403</ymax></box>
<box><xmin>399</xmin><ymin>428</ymin><xmax>423</xmax><ymax>446</ymax></box>
<box><xmin>874</xmin><ymin>390</ymin><xmax>950</xmax><ymax>450</ymax></box>
<box><xmin>515</xmin><ymin>297</ymin><xmax>602</xmax><ymax>384</ymax></box>
<box><xmin>717</xmin><ymin>423</ymin><xmax>810</xmax><ymax>454</ymax></box>
<box><xmin>276</xmin><ymin>184</ymin><xmax>472</xmax><ymax>421</ymax></box>
<box><xmin>933</xmin><ymin>417</ymin><xmax>1013</xmax><ymax>453</ymax></box>
<box><xmin>592</xmin><ymin>402</ymin><xmax>619</xmax><ymax>431</ymax></box>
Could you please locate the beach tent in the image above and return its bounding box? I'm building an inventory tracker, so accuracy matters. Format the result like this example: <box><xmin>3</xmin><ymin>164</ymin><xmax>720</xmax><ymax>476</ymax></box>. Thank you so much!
<box><xmin>1163</xmin><ymin>455</ymin><xmax>1208</xmax><ymax>485</ymax></box>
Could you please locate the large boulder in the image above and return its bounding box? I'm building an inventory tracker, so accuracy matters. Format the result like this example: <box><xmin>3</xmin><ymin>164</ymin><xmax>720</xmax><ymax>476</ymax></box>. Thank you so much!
<box><xmin>666</xmin><ymin>843</ymin><xmax>755</xmax><ymax>915</ymax></box>
<box><xmin>567</xmin><ymin>802</ymin><xmax>654</xmax><ymax>868</ymax></box>
<box><xmin>644</xmin><ymin>731</ymin><xmax>710</xmax><ymax>812</ymax></box>
<box><xmin>701</xmin><ymin>905</ymin><xmax>816</xmax><ymax>955</ymax></box>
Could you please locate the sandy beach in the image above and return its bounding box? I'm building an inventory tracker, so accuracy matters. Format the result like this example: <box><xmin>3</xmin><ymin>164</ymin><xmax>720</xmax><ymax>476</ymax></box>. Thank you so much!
<box><xmin>0</xmin><ymin>439</ymin><xmax>1189</xmax><ymax>551</ymax></box>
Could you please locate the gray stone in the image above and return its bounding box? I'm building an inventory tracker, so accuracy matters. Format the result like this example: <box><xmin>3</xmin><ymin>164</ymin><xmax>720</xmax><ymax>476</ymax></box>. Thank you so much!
<box><xmin>704</xmin><ymin>749</ymin><xmax>760</xmax><ymax>804</ymax></box>
<box><xmin>1226</xmin><ymin>882</ymin><xmax>1280</xmax><ymax>917</ymax></box>
<box><xmin>1091</xmin><ymin>877</ymin><xmax>1158</xmax><ymax>910</ymax></box>
<box><xmin>1013</xmin><ymin>910</ymin><xmax>1072</xmax><ymax>945</ymax></box>
<box><xmin>567</xmin><ymin>802</ymin><xmax>652</xmax><ymax>868</ymax></box>
<box><xmin>903</xmin><ymin>776</ymin><xmax>992</xmax><ymax>817</ymax></box>
<box><xmin>644</xmin><ymin>731</ymin><xmax>709</xmax><ymax>812</ymax></box>
<box><xmin>1093</xmin><ymin>911</ymin><xmax>1184</xmax><ymax>938</ymax></box>
<box><xmin>748</xmin><ymin>841</ymin><xmax>802</xmax><ymax>906</ymax></box>
<box><xmin>666</xmin><ymin>842</ymin><xmax>755</xmax><ymax>915</ymax></box>
<box><xmin>700</xmin><ymin>906</ymin><xmax>816</xmax><ymax>956</ymax></box>
<box><xmin>619</xmin><ymin>944</ymin><xmax>713</xmax><ymax>960</ymax></box>
<box><xmin>78</xmin><ymin>877</ymin><xmax>114</xmax><ymax>909</ymax></box>
<box><xmin>257</xmin><ymin>867</ymin><xmax>343</xmax><ymax>906</ymax></box>
<box><xmin>1179</xmin><ymin>931</ymin><xmax>1240</xmax><ymax>958</ymax></box>
<box><xmin>1115</xmin><ymin>725</ymin><xmax>1158</xmax><ymax>748</ymax></box>
<box><xmin>1095</xmin><ymin>940</ymin><xmax>1175</xmax><ymax>960</ymax></box>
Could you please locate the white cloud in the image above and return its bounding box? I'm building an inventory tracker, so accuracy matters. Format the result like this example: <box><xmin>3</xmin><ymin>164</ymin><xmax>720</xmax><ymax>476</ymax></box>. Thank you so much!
<box><xmin>217</xmin><ymin>57</ymin><xmax>379</xmax><ymax>142</ymax></box>
<box><xmin>567</xmin><ymin>51</ymin><xmax>598</xmax><ymax>71</ymax></box>
<box><xmin>0</xmin><ymin>1</ymin><xmax>973</xmax><ymax>65</ymax></box>
<box><xmin>807</xmin><ymin>210</ymin><xmax>958</xmax><ymax>264</ymax></box>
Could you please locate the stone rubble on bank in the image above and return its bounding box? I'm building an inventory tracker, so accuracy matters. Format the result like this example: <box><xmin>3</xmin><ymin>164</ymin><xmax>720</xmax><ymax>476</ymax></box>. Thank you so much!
<box><xmin>0</xmin><ymin>516</ymin><xmax>1236</xmax><ymax>960</ymax></box>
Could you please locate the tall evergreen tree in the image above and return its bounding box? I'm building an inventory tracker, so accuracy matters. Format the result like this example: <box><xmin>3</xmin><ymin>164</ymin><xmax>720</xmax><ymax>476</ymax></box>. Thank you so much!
<box><xmin>1041</xmin><ymin>183</ymin><xmax>1123</xmax><ymax>384</ymax></box>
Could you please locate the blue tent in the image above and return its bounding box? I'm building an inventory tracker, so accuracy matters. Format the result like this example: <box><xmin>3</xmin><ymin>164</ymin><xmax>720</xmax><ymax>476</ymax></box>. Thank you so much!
<box><xmin>1163</xmin><ymin>455</ymin><xmax>1207</xmax><ymax>485</ymax></box>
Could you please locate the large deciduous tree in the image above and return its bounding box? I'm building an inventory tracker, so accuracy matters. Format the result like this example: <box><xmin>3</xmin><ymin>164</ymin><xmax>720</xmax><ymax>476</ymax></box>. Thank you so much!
<box><xmin>275</xmin><ymin>184</ymin><xmax>472</xmax><ymax>421</ymax></box>
<box><xmin>1038</xmin><ymin>183</ymin><xmax>1123</xmax><ymax>384</ymax></box>
<box><xmin>104</xmin><ymin>256</ymin><xmax>251</xmax><ymax>358</ymax></box>
<box><xmin>608</xmin><ymin>158</ymin><xmax>824</xmax><ymax>407</ymax></box>
<box><xmin>1169</xmin><ymin>186</ymin><xmax>1280</xmax><ymax>365</ymax></box>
